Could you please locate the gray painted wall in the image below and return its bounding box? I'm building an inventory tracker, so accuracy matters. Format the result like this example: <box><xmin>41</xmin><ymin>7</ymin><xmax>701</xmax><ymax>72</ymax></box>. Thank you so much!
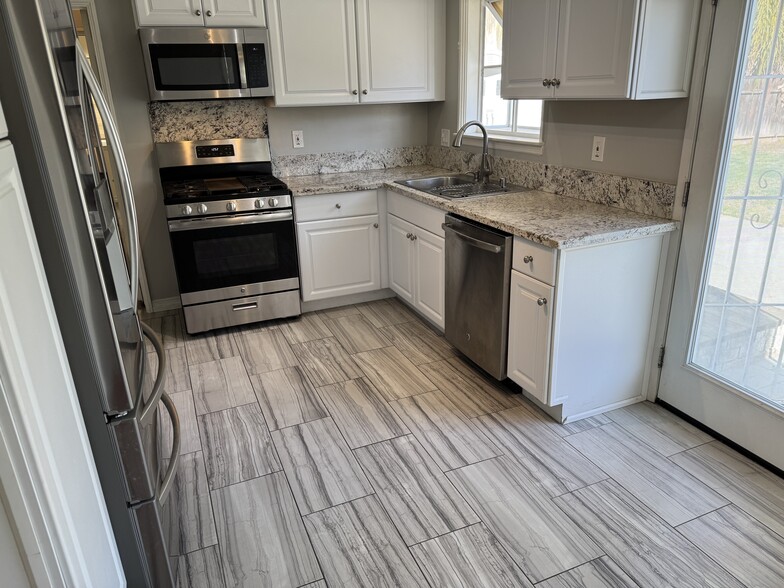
<box><xmin>427</xmin><ymin>1</ymin><xmax>690</xmax><ymax>184</ymax></box>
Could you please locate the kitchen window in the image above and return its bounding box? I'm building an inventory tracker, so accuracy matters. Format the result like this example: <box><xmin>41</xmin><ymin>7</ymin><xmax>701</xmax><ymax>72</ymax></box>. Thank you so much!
<box><xmin>460</xmin><ymin>0</ymin><xmax>543</xmax><ymax>151</ymax></box>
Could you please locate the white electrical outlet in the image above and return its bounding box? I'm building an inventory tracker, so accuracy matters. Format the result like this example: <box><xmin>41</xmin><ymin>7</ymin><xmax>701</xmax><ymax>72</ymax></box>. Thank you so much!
<box><xmin>292</xmin><ymin>130</ymin><xmax>304</xmax><ymax>149</ymax></box>
<box><xmin>441</xmin><ymin>128</ymin><xmax>451</xmax><ymax>147</ymax></box>
<box><xmin>592</xmin><ymin>136</ymin><xmax>606</xmax><ymax>162</ymax></box>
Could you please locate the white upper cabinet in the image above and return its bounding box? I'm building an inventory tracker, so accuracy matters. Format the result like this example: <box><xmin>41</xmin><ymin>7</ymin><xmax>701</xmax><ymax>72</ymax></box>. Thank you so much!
<box><xmin>502</xmin><ymin>0</ymin><xmax>700</xmax><ymax>100</ymax></box>
<box><xmin>268</xmin><ymin>0</ymin><xmax>445</xmax><ymax>106</ymax></box>
<box><xmin>355</xmin><ymin>0</ymin><xmax>444</xmax><ymax>103</ymax></box>
<box><xmin>134</xmin><ymin>0</ymin><xmax>265</xmax><ymax>27</ymax></box>
<box><xmin>266</xmin><ymin>0</ymin><xmax>360</xmax><ymax>106</ymax></box>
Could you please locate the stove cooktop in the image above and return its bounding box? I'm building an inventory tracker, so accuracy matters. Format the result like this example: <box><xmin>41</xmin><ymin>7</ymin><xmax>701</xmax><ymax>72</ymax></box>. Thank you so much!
<box><xmin>162</xmin><ymin>175</ymin><xmax>289</xmax><ymax>204</ymax></box>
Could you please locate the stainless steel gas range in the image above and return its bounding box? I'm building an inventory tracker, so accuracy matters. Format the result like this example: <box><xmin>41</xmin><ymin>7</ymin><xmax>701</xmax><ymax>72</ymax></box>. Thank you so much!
<box><xmin>156</xmin><ymin>138</ymin><xmax>301</xmax><ymax>334</ymax></box>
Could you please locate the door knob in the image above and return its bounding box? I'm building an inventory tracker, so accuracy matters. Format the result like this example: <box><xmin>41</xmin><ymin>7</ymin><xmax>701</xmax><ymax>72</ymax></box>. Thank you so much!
<box><xmin>537</xmin><ymin>297</ymin><xmax>547</xmax><ymax>306</ymax></box>
<box><xmin>410</xmin><ymin>234</ymin><xmax>417</xmax><ymax>241</ymax></box>
<box><xmin>542</xmin><ymin>79</ymin><xmax>551</xmax><ymax>87</ymax></box>
<box><xmin>352</xmin><ymin>90</ymin><xmax>358</xmax><ymax>95</ymax></box>
<box><xmin>206</xmin><ymin>10</ymin><xmax>212</xmax><ymax>16</ymax></box>
<box><xmin>523</xmin><ymin>255</ymin><xmax>533</xmax><ymax>263</ymax></box>
<box><xmin>195</xmin><ymin>9</ymin><xmax>201</xmax><ymax>15</ymax></box>
<box><xmin>553</xmin><ymin>78</ymin><xmax>561</xmax><ymax>87</ymax></box>
<box><xmin>335</xmin><ymin>203</ymin><xmax>342</xmax><ymax>209</ymax></box>
<box><xmin>362</xmin><ymin>89</ymin><xmax>368</xmax><ymax>95</ymax></box>
<box><xmin>406</xmin><ymin>233</ymin><xmax>412</xmax><ymax>239</ymax></box>
<box><xmin>373</xmin><ymin>223</ymin><xmax>379</xmax><ymax>228</ymax></box>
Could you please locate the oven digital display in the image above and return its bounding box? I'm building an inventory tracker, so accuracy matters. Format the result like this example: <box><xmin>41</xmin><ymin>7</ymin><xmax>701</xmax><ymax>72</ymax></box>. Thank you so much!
<box><xmin>196</xmin><ymin>145</ymin><xmax>235</xmax><ymax>158</ymax></box>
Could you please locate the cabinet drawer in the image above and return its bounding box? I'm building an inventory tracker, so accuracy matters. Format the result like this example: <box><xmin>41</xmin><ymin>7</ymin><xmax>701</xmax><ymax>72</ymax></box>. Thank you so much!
<box><xmin>512</xmin><ymin>237</ymin><xmax>557</xmax><ymax>286</ymax></box>
<box><xmin>294</xmin><ymin>190</ymin><xmax>378</xmax><ymax>222</ymax></box>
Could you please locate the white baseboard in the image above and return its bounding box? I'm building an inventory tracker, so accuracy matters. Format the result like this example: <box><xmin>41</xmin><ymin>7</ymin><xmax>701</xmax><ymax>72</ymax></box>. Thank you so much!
<box><xmin>151</xmin><ymin>297</ymin><xmax>182</xmax><ymax>313</ymax></box>
<box><xmin>301</xmin><ymin>289</ymin><xmax>395</xmax><ymax>313</ymax></box>
<box><xmin>564</xmin><ymin>395</ymin><xmax>645</xmax><ymax>423</ymax></box>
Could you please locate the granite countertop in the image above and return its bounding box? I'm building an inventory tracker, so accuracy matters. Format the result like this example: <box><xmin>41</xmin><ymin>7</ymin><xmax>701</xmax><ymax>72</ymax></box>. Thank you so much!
<box><xmin>283</xmin><ymin>166</ymin><xmax>678</xmax><ymax>250</ymax></box>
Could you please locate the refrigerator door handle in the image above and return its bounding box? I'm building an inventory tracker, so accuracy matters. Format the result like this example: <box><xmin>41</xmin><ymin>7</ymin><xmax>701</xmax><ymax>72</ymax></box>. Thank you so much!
<box><xmin>76</xmin><ymin>44</ymin><xmax>140</xmax><ymax>307</ymax></box>
<box><xmin>139</xmin><ymin>321</ymin><xmax>166</xmax><ymax>426</ymax></box>
<box><xmin>158</xmin><ymin>391</ymin><xmax>180</xmax><ymax>505</ymax></box>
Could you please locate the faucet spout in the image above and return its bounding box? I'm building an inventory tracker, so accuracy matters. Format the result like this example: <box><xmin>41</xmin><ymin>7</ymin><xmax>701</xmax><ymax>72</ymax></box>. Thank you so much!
<box><xmin>453</xmin><ymin>120</ymin><xmax>492</xmax><ymax>183</ymax></box>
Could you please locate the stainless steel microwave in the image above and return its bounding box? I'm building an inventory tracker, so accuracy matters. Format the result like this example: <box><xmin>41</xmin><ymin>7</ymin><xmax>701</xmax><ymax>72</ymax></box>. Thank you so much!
<box><xmin>139</xmin><ymin>28</ymin><xmax>274</xmax><ymax>101</ymax></box>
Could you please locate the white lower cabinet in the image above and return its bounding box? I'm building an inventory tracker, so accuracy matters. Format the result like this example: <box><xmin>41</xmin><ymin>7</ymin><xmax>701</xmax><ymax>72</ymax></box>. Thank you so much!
<box><xmin>296</xmin><ymin>214</ymin><xmax>381</xmax><ymax>301</ymax></box>
<box><xmin>387</xmin><ymin>212</ymin><xmax>444</xmax><ymax>328</ymax></box>
<box><xmin>507</xmin><ymin>270</ymin><xmax>554</xmax><ymax>405</ymax></box>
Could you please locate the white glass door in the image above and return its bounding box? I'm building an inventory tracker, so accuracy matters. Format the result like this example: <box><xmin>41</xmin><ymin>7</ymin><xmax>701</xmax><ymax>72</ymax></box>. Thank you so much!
<box><xmin>660</xmin><ymin>0</ymin><xmax>784</xmax><ymax>469</ymax></box>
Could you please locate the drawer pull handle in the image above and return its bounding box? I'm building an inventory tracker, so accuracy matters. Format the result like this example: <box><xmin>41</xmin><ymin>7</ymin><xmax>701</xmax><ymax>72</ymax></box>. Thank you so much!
<box><xmin>537</xmin><ymin>297</ymin><xmax>547</xmax><ymax>306</ymax></box>
<box><xmin>523</xmin><ymin>255</ymin><xmax>534</xmax><ymax>263</ymax></box>
<box><xmin>335</xmin><ymin>203</ymin><xmax>342</xmax><ymax>209</ymax></box>
<box><xmin>233</xmin><ymin>302</ymin><xmax>258</xmax><ymax>312</ymax></box>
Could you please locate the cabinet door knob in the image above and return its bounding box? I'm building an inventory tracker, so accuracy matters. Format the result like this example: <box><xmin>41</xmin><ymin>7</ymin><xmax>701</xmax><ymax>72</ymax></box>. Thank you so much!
<box><xmin>542</xmin><ymin>79</ymin><xmax>551</xmax><ymax>87</ymax></box>
<box><xmin>335</xmin><ymin>203</ymin><xmax>341</xmax><ymax>209</ymax></box>
<box><xmin>205</xmin><ymin>10</ymin><xmax>212</xmax><ymax>16</ymax></box>
<box><xmin>523</xmin><ymin>255</ymin><xmax>533</xmax><ymax>263</ymax></box>
<box><xmin>406</xmin><ymin>233</ymin><xmax>412</xmax><ymax>239</ymax></box>
<box><xmin>537</xmin><ymin>297</ymin><xmax>547</xmax><ymax>306</ymax></box>
<box><xmin>373</xmin><ymin>223</ymin><xmax>379</xmax><ymax>228</ymax></box>
<box><xmin>195</xmin><ymin>9</ymin><xmax>201</xmax><ymax>15</ymax></box>
<box><xmin>411</xmin><ymin>234</ymin><xmax>417</xmax><ymax>241</ymax></box>
<box><xmin>352</xmin><ymin>90</ymin><xmax>358</xmax><ymax>95</ymax></box>
<box><xmin>362</xmin><ymin>89</ymin><xmax>368</xmax><ymax>95</ymax></box>
<box><xmin>553</xmin><ymin>78</ymin><xmax>561</xmax><ymax>87</ymax></box>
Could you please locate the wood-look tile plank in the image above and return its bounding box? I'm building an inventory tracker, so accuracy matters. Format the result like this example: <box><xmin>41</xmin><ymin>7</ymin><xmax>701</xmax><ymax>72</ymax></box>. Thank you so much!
<box><xmin>291</xmin><ymin>337</ymin><xmax>362</xmax><ymax>388</ymax></box>
<box><xmin>554</xmin><ymin>480</ymin><xmax>744</xmax><ymax>588</ymax></box>
<box><xmin>198</xmin><ymin>404</ymin><xmax>281</xmax><ymax>489</ymax></box>
<box><xmin>147</xmin><ymin>346</ymin><xmax>191</xmax><ymax>394</ymax></box>
<box><xmin>547</xmin><ymin>414</ymin><xmax>613</xmax><ymax>438</ymax></box>
<box><xmin>476</xmin><ymin>406</ymin><xmax>606</xmax><ymax>497</ymax></box>
<box><xmin>271</xmin><ymin>417</ymin><xmax>372</xmax><ymax>515</ymax></box>
<box><xmin>678</xmin><ymin>505</ymin><xmax>784</xmax><ymax>588</ymax></box>
<box><xmin>380</xmin><ymin>321</ymin><xmax>457</xmax><ymax>365</ymax></box>
<box><xmin>184</xmin><ymin>329</ymin><xmax>239</xmax><ymax>366</ymax></box>
<box><xmin>189</xmin><ymin>356</ymin><xmax>256</xmax><ymax>416</ymax></box>
<box><xmin>252</xmin><ymin>367</ymin><xmax>328</xmax><ymax>431</ymax></box>
<box><xmin>166</xmin><ymin>452</ymin><xmax>217</xmax><ymax>555</ymax></box>
<box><xmin>410</xmin><ymin>523</ymin><xmax>532</xmax><ymax>588</ymax></box>
<box><xmin>354</xmin><ymin>435</ymin><xmax>479</xmax><ymax>545</ymax></box>
<box><xmin>145</xmin><ymin>314</ymin><xmax>185</xmax><ymax>351</ymax></box>
<box><xmin>316</xmin><ymin>378</ymin><xmax>408</xmax><ymax>449</ymax></box>
<box><xmin>671</xmin><ymin>441</ymin><xmax>784</xmax><ymax>537</ymax></box>
<box><xmin>234</xmin><ymin>328</ymin><xmax>298</xmax><ymax>375</ymax></box>
<box><xmin>390</xmin><ymin>391</ymin><xmax>500</xmax><ymax>471</ymax></box>
<box><xmin>300</xmin><ymin>582</ymin><xmax>328</xmax><ymax>588</ymax></box>
<box><xmin>161</xmin><ymin>390</ymin><xmax>202</xmax><ymax>456</ymax></box>
<box><xmin>178</xmin><ymin>546</ymin><xmax>225</xmax><ymax>588</ymax></box>
<box><xmin>607</xmin><ymin>401</ymin><xmax>712</xmax><ymax>456</ymax></box>
<box><xmin>356</xmin><ymin>298</ymin><xmax>417</xmax><ymax>328</ymax></box>
<box><xmin>565</xmin><ymin>423</ymin><xmax>727</xmax><ymax>525</ymax></box>
<box><xmin>446</xmin><ymin>456</ymin><xmax>602</xmax><ymax>583</ymax></box>
<box><xmin>536</xmin><ymin>557</ymin><xmax>637</xmax><ymax>588</ymax></box>
<box><xmin>354</xmin><ymin>346</ymin><xmax>437</xmax><ymax>401</ymax></box>
<box><xmin>212</xmin><ymin>473</ymin><xmax>322</xmax><ymax>588</ymax></box>
<box><xmin>277</xmin><ymin>312</ymin><xmax>333</xmax><ymax>345</ymax></box>
<box><xmin>322</xmin><ymin>314</ymin><xmax>391</xmax><ymax>354</ymax></box>
<box><xmin>303</xmin><ymin>495</ymin><xmax>428</xmax><ymax>588</ymax></box>
<box><xmin>316</xmin><ymin>304</ymin><xmax>361</xmax><ymax>320</ymax></box>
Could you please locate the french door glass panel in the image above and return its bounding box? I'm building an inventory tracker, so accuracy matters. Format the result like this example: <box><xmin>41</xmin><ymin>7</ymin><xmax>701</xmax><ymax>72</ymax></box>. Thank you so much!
<box><xmin>691</xmin><ymin>0</ymin><xmax>784</xmax><ymax>410</ymax></box>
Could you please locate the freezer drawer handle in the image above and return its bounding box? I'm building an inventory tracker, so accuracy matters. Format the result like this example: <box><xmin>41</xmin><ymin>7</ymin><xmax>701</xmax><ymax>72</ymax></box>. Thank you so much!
<box><xmin>442</xmin><ymin>223</ymin><xmax>502</xmax><ymax>254</ymax></box>
<box><xmin>233</xmin><ymin>302</ymin><xmax>259</xmax><ymax>312</ymax></box>
<box><xmin>139</xmin><ymin>321</ymin><xmax>166</xmax><ymax>426</ymax></box>
<box><xmin>158</xmin><ymin>391</ymin><xmax>180</xmax><ymax>505</ymax></box>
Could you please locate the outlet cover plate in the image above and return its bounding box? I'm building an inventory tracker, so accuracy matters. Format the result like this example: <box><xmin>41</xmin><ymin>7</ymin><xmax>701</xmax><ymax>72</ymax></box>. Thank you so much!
<box><xmin>592</xmin><ymin>136</ymin><xmax>606</xmax><ymax>162</ymax></box>
<box><xmin>441</xmin><ymin>129</ymin><xmax>451</xmax><ymax>147</ymax></box>
<box><xmin>292</xmin><ymin>130</ymin><xmax>304</xmax><ymax>149</ymax></box>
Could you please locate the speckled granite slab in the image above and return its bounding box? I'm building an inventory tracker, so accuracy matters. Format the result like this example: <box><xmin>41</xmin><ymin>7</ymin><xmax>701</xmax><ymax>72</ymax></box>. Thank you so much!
<box><xmin>284</xmin><ymin>165</ymin><xmax>447</xmax><ymax>196</ymax></box>
<box><xmin>149</xmin><ymin>100</ymin><xmax>268</xmax><ymax>143</ymax></box>
<box><xmin>273</xmin><ymin>146</ymin><xmax>427</xmax><ymax>177</ymax></box>
<box><xmin>384</xmin><ymin>182</ymin><xmax>677</xmax><ymax>250</ymax></box>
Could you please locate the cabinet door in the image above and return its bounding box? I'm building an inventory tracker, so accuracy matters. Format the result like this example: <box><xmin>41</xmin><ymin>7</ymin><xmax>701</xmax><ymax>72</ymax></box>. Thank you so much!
<box><xmin>413</xmin><ymin>228</ymin><xmax>445</xmax><ymax>329</ymax></box>
<box><xmin>355</xmin><ymin>0</ymin><xmax>444</xmax><ymax>103</ymax></box>
<box><xmin>507</xmin><ymin>270</ymin><xmax>554</xmax><ymax>405</ymax></box>
<box><xmin>202</xmin><ymin>0</ymin><xmax>266</xmax><ymax>27</ymax></box>
<box><xmin>553</xmin><ymin>0</ymin><xmax>638</xmax><ymax>99</ymax></box>
<box><xmin>501</xmin><ymin>0</ymin><xmax>559</xmax><ymax>99</ymax></box>
<box><xmin>267</xmin><ymin>0</ymin><xmax>359</xmax><ymax>106</ymax></box>
<box><xmin>297</xmin><ymin>215</ymin><xmax>380</xmax><ymax>302</ymax></box>
<box><xmin>134</xmin><ymin>0</ymin><xmax>204</xmax><ymax>26</ymax></box>
<box><xmin>387</xmin><ymin>214</ymin><xmax>415</xmax><ymax>304</ymax></box>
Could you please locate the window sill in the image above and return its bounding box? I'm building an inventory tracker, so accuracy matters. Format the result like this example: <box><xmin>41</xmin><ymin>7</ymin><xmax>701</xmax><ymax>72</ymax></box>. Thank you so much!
<box><xmin>461</xmin><ymin>133</ymin><xmax>544</xmax><ymax>155</ymax></box>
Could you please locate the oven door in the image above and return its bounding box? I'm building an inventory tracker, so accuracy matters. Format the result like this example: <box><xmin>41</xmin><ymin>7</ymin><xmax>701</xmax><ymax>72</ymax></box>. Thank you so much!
<box><xmin>168</xmin><ymin>210</ymin><xmax>300</xmax><ymax>305</ymax></box>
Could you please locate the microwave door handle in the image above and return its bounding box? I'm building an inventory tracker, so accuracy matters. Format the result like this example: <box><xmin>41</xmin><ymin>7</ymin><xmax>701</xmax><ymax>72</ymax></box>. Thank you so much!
<box><xmin>138</xmin><ymin>321</ymin><xmax>166</xmax><ymax>426</ymax></box>
<box><xmin>77</xmin><ymin>44</ymin><xmax>140</xmax><ymax>307</ymax></box>
<box><xmin>237</xmin><ymin>42</ymin><xmax>248</xmax><ymax>90</ymax></box>
<box><xmin>157</xmin><ymin>391</ymin><xmax>180</xmax><ymax>505</ymax></box>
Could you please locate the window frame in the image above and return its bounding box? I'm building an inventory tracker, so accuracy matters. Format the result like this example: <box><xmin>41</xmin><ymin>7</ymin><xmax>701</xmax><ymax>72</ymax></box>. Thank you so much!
<box><xmin>458</xmin><ymin>0</ymin><xmax>544</xmax><ymax>153</ymax></box>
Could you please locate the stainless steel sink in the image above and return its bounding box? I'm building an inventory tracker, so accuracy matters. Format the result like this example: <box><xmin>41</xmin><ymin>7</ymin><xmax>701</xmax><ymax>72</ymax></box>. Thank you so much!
<box><xmin>396</xmin><ymin>175</ymin><xmax>510</xmax><ymax>199</ymax></box>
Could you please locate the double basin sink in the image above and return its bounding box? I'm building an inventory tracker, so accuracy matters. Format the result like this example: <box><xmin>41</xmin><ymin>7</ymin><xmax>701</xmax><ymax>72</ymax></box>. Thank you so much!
<box><xmin>396</xmin><ymin>174</ymin><xmax>510</xmax><ymax>200</ymax></box>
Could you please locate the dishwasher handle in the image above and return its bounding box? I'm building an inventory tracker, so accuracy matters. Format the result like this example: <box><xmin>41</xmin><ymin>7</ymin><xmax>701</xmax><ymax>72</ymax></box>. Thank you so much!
<box><xmin>442</xmin><ymin>223</ymin><xmax>503</xmax><ymax>254</ymax></box>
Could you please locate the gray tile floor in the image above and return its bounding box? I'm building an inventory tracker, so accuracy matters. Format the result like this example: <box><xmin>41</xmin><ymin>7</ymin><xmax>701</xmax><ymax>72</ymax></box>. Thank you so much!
<box><xmin>146</xmin><ymin>298</ymin><xmax>784</xmax><ymax>588</ymax></box>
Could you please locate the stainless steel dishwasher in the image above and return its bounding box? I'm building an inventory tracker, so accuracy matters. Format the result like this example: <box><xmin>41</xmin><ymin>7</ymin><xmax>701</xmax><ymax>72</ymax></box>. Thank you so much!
<box><xmin>442</xmin><ymin>214</ymin><xmax>513</xmax><ymax>380</ymax></box>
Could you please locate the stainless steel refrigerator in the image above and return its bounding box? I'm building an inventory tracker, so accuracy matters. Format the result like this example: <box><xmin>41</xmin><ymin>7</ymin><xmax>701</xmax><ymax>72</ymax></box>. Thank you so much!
<box><xmin>0</xmin><ymin>1</ymin><xmax>181</xmax><ymax>586</ymax></box>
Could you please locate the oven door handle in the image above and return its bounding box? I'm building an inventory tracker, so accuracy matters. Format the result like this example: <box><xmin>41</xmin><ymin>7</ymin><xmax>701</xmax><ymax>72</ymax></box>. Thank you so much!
<box><xmin>168</xmin><ymin>210</ymin><xmax>293</xmax><ymax>231</ymax></box>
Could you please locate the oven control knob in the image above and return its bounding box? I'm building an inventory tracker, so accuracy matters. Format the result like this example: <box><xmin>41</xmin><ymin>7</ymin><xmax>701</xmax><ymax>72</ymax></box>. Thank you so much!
<box><xmin>268</xmin><ymin>197</ymin><xmax>279</xmax><ymax>207</ymax></box>
<box><xmin>181</xmin><ymin>205</ymin><xmax>193</xmax><ymax>216</ymax></box>
<box><xmin>197</xmin><ymin>204</ymin><xmax>208</xmax><ymax>214</ymax></box>
<box><xmin>226</xmin><ymin>202</ymin><xmax>237</xmax><ymax>212</ymax></box>
<box><xmin>254</xmin><ymin>198</ymin><xmax>265</xmax><ymax>209</ymax></box>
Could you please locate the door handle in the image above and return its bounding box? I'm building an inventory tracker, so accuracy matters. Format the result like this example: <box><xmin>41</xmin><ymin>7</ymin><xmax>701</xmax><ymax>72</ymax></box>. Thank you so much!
<box><xmin>157</xmin><ymin>391</ymin><xmax>180</xmax><ymax>505</ymax></box>
<box><xmin>442</xmin><ymin>223</ymin><xmax>502</xmax><ymax>254</ymax></box>
<box><xmin>139</xmin><ymin>321</ymin><xmax>166</xmax><ymax>426</ymax></box>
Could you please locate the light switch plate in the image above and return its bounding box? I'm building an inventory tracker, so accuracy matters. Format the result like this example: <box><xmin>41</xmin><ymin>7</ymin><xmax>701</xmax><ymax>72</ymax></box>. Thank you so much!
<box><xmin>292</xmin><ymin>130</ymin><xmax>304</xmax><ymax>149</ymax></box>
<box><xmin>592</xmin><ymin>136</ymin><xmax>606</xmax><ymax>162</ymax></box>
<box><xmin>441</xmin><ymin>128</ymin><xmax>451</xmax><ymax>147</ymax></box>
